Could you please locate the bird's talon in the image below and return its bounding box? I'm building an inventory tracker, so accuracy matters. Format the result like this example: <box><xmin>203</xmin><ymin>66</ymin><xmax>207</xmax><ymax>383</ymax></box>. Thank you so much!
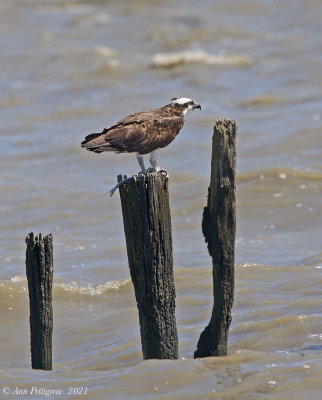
<box><xmin>117</xmin><ymin>174</ymin><xmax>123</xmax><ymax>183</ymax></box>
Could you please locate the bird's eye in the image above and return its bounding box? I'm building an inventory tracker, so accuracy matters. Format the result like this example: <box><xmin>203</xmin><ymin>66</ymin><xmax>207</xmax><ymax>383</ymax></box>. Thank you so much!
<box><xmin>188</xmin><ymin>101</ymin><xmax>194</xmax><ymax>105</ymax></box>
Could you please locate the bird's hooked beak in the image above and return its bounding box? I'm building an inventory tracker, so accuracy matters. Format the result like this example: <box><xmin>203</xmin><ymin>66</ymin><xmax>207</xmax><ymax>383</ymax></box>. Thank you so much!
<box><xmin>193</xmin><ymin>103</ymin><xmax>201</xmax><ymax>110</ymax></box>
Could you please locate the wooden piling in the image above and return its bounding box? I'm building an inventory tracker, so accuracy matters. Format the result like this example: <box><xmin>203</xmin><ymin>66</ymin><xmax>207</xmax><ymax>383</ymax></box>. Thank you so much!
<box><xmin>194</xmin><ymin>119</ymin><xmax>237</xmax><ymax>358</ymax></box>
<box><xmin>25</xmin><ymin>233</ymin><xmax>53</xmax><ymax>370</ymax></box>
<box><xmin>118</xmin><ymin>172</ymin><xmax>178</xmax><ymax>360</ymax></box>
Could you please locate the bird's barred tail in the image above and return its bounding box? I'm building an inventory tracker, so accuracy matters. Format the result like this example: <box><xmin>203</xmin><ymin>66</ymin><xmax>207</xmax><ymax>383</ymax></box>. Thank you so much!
<box><xmin>81</xmin><ymin>132</ymin><xmax>101</xmax><ymax>147</ymax></box>
<box><xmin>81</xmin><ymin>132</ymin><xmax>116</xmax><ymax>153</ymax></box>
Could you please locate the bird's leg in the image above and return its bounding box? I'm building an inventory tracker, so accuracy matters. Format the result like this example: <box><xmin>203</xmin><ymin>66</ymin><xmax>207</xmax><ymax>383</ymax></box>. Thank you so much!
<box><xmin>136</xmin><ymin>154</ymin><xmax>147</xmax><ymax>173</ymax></box>
<box><xmin>149</xmin><ymin>150</ymin><xmax>161</xmax><ymax>172</ymax></box>
<box><xmin>109</xmin><ymin>154</ymin><xmax>146</xmax><ymax>197</ymax></box>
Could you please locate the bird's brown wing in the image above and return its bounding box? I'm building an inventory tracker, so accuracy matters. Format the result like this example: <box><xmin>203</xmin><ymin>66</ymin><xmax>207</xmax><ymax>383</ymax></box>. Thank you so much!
<box><xmin>106</xmin><ymin>114</ymin><xmax>185</xmax><ymax>154</ymax></box>
<box><xmin>83</xmin><ymin>111</ymin><xmax>184</xmax><ymax>154</ymax></box>
<box><xmin>81</xmin><ymin>111</ymin><xmax>151</xmax><ymax>152</ymax></box>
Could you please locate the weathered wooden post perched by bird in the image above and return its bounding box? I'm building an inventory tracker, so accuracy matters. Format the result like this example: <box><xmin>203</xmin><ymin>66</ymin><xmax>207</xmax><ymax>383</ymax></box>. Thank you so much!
<box><xmin>194</xmin><ymin>118</ymin><xmax>237</xmax><ymax>358</ymax></box>
<box><xmin>25</xmin><ymin>232</ymin><xmax>53</xmax><ymax>370</ymax></box>
<box><xmin>118</xmin><ymin>171</ymin><xmax>178</xmax><ymax>360</ymax></box>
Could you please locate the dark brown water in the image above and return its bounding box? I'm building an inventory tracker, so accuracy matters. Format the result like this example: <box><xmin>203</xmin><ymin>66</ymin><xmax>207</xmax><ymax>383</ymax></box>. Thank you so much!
<box><xmin>1</xmin><ymin>0</ymin><xmax>321</xmax><ymax>399</ymax></box>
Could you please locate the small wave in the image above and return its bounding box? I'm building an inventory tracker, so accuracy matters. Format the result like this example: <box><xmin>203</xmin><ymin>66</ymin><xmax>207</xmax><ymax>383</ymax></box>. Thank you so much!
<box><xmin>238</xmin><ymin>263</ymin><xmax>266</xmax><ymax>268</ymax></box>
<box><xmin>55</xmin><ymin>278</ymin><xmax>131</xmax><ymax>296</ymax></box>
<box><xmin>237</xmin><ymin>167</ymin><xmax>322</xmax><ymax>183</ymax></box>
<box><xmin>10</xmin><ymin>276</ymin><xmax>26</xmax><ymax>283</ymax></box>
<box><xmin>1</xmin><ymin>276</ymin><xmax>131</xmax><ymax>297</ymax></box>
<box><xmin>237</xmin><ymin>94</ymin><xmax>289</xmax><ymax>108</ymax></box>
<box><xmin>151</xmin><ymin>50</ymin><xmax>252</xmax><ymax>68</ymax></box>
<box><xmin>92</xmin><ymin>45</ymin><xmax>120</xmax><ymax>69</ymax></box>
<box><xmin>300</xmin><ymin>253</ymin><xmax>322</xmax><ymax>267</ymax></box>
<box><xmin>93</xmin><ymin>45</ymin><xmax>118</xmax><ymax>57</ymax></box>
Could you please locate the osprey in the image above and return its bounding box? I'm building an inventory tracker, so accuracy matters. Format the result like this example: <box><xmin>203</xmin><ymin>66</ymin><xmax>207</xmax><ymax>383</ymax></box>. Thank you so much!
<box><xmin>81</xmin><ymin>97</ymin><xmax>201</xmax><ymax>173</ymax></box>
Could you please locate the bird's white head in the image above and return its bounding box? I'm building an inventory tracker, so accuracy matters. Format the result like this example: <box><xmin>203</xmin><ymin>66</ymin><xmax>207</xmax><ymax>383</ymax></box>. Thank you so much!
<box><xmin>171</xmin><ymin>97</ymin><xmax>201</xmax><ymax>116</ymax></box>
